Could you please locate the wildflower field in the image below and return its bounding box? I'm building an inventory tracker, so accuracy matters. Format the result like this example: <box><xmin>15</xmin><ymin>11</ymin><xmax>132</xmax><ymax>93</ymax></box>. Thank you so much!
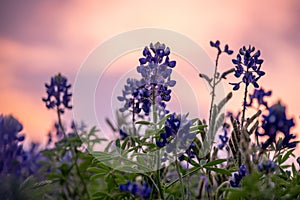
<box><xmin>1</xmin><ymin>40</ymin><xmax>300</xmax><ymax>200</ymax></box>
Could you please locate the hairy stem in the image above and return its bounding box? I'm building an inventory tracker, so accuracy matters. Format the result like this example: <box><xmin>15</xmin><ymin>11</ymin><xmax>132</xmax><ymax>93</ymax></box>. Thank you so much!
<box><xmin>241</xmin><ymin>67</ymin><xmax>250</xmax><ymax>127</ymax></box>
<box><xmin>209</xmin><ymin>52</ymin><xmax>221</xmax><ymax>125</ymax></box>
<box><xmin>175</xmin><ymin>159</ymin><xmax>185</xmax><ymax>199</ymax></box>
<box><xmin>152</xmin><ymin>84</ymin><xmax>164</xmax><ymax>200</ymax></box>
<box><xmin>57</xmin><ymin>108</ymin><xmax>66</xmax><ymax>138</ymax></box>
<box><xmin>73</xmin><ymin>147</ymin><xmax>91</xmax><ymax>199</ymax></box>
<box><xmin>132</xmin><ymin>101</ymin><xmax>137</xmax><ymax>136</ymax></box>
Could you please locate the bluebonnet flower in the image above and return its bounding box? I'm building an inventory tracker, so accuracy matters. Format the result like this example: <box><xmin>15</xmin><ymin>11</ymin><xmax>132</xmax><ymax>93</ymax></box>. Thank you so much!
<box><xmin>258</xmin><ymin>160</ymin><xmax>276</xmax><ymax>174</ymax></box>
<box><xmin>156</xmin><ymin>113</ymin><xmax>193</xmax><ymax>148</ymax></box>
<box><xmin>119</xmin><ymin>181</ymin><xmax>152</xmax><ymax>199</ymax></box>
<box><xmin>157</xmin><ymin>114</ymin><xmax>195</xmax><ymax>163</ymax></box>
<box><xmin>0</xmin><ymin>115</ymin><xmax>26</xmax><ymax>177</ymax></box>
<box><xmin>156</xmin><ymin>113</ymin><xmax>180</xmax><ymax>147</ymax></box>
<box><xmin>0</xmin><ymin>115</ymin><xmax>42</xmax><ymax>179</ymax></box>
<box><xmin>137</xmin><ymin>42</ymin><xmax>176</xmax><ymax>87</ymax></box>
<box><xmin>230</xmin><ymin>165</ymin><xmax>248</xmax><ymax>187</ymax></box>
<box><xmin>246</xmin><ymin>88</ymin><xmax>272</xmax><ymax>107</ymax></box>
<box><xmin>256</xmin><ymin>102</ymin><xmax>298</xmax><ymax>149</ymax></box>
<box><xmin>118</xmin><ymin>79</ymin><xmax>171</xmax><ymax>118</ymax></box>
<box><xmin>42</xmin><ymin>73</ymin><xmax>72</xmax><ymax>114</ymax></box>
<box><xmin>118</xmin><ymin>78</ymin><xmax>141</xmax><ymax>113</ymax></box>
<box><xmin>178</xmin><ymin>142</ymin><xmax>196</xmax><ymax>162</ymax></box>
<box><xmin>210</xmin><ymin>40</ymin><xmax>233</xmax><ymax>55</ymax></box>
<box><xmin>230</xmin><ymin>45</ymin><xmax>265</xmax><ymax>90</ymax></box>
<box><xmin>118</xmin><ymin>43</ymin><xmax>177</xmax><ymax>120</ymax></box>
<box><xmin>218</xmin><ymin>123</ymin><xmax>229</xmax><ymax>150</ymax></box>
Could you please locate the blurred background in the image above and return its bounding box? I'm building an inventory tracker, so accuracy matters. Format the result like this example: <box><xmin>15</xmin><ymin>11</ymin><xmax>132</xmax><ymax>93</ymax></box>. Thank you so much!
<box><xmin>0</xmin><ymin>0</ymin><xmax>299</xmax><ymax>155</ymax></box>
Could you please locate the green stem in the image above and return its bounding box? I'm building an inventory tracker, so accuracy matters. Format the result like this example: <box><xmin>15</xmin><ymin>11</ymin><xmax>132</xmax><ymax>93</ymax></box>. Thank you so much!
<box><xmin>209</xmin><ymin>52</ymin><xmax>221</xmax><ymax>125</ymax></box>
<box><xmin>175</xmin><ymin>159</ymin><xmax>185</xmax><ymax>199</ymax></box>
<box><xmin>56</xmin><ymin>108</ymin><xmax>90</xmax><ymax>199</ymax></box>
<box><xmin>241</xmin><ymin>68</ymin><xmax>250</xmax><ymax>127</ymax></box>
<box><xmin>132</xmin><ymin>101</ymin><xmax>137</xmax><ymax>136</ymax></box>
<box><xmin>185</xmin><ymin>163</ymin><xmax>190</xmax><ymax>200</ymax></box>
<box><xmin>73</xmin><ymin>147</ymin><xmax>91</xmax><ymax>199</ymax></box>
<box><xmin>152</xmin><ymin>84</ymin><xmax>164</xmax><ymax>200</ymax></box>
<box><xmin>57</xmin><ymin>108</ymin><xmax>66</xmax><ymax>138</ymax></box>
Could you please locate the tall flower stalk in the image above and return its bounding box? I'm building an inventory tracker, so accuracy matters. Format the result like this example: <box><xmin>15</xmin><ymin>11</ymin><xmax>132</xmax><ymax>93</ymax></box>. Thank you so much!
<box><xmin>230</xmin><ymin>45</ymin><xmax>265</xmax><ymax>126</ymax></box>
<box><xmin>42</xmin><ymin>73</ymin><xmax>90</xmax><ymax>199</ymax></box>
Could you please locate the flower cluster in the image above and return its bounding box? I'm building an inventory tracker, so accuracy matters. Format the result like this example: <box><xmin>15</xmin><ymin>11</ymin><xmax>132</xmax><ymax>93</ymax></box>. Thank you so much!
<box><xmin>156</xmin><ymin>113</ymin><xmax>193</xmax><ymax>149</ymax></box>
<box><xmin>230</xmin><ymin>45</ymin><xmax>265</xmax><ymax>90</ymax></box>
<box><xmin>256</xmin><ymin>102</ymin><xmax>298</xmax><ymax>149</ymax></box>
<box><xmin>210</xmin><ymin>40</ymin><xmax>233</xmax><ymax>55</ymax></box>
<box><xmin>119</xmin><ymin>181</ymin><xmax>152</xmax><ymax>199</ymax></box>
<box><xmin>137</xmin><ymin>42</ymin><xmax>176</xmax><ymax>87</ymax></box>
<box><xmin>0</xmin><ymin>115</ymin><xmax>42</xmax><ymax>179</ymax></box>
<box><xmin>230</xmin><ymin>165</ymin><xmax>248</xmax><ymax>187</ymax></box>
<box><xmin>156</xmin><ymin>113</ymin><xmax>181</xmax><ymax>147</ymax></box>
<box><xmin>218</xmin><ymin>123</ymin><xmax>229</xmax><ymax>150</ymax></box>
<box><xmin>118</xmin><ymin>43</ymin><xmax>177</xmax><ymax>119</ymax></box>
<box><xmin>178</xmin><ymin>142</ymin><xmax>196</xmax><ymax>162</ymax></box>
<box><xmin>118</xmin><ymin>80</ymin><xmax>171</xmax><ymax>117</ymax></box>
<box><xmin>42</xmin><ymin>73</ymin><xmax>72</xmax><ymax>113</ymax></box>
<box><xmin>246</xmin><ymin>88</ymin><xmax>272</xmax><ymax>107</ymax></box>
<box><xmin>258</xmin><ymin>160</ymin><xmax>276</xmax><ymax>174</ymax></box>
<box><xmin>0</xmin><ymin>115</ymin><xmax>26</xmax><ymax>177</ymax></box>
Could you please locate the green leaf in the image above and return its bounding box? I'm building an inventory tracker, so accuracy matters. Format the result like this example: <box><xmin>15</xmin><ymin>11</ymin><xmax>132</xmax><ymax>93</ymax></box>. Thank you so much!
<box><xmin>90</xmin><ymin>173</ymin><xmax>107</xmax><ymax>181</ymax></box>
<box><xmin>220</xmin><ymin>68</ymin><xmax>235</xmax><ymax>79</ymax></box>
<box><xmin>199</xmin><ymin>73</ymin><xmax>212</xmax><ymax>85</ymax></box>
<box><xmin>205</xmin><ymin>167</ymin><xmax>231</xmax><ymax>176</ymax></box>
<box><xmin>114</xmin><ymin>165</ymin><xmax>141</xmax><ymax>173</ymax></box>
<box><xmin>115</xmin><ymin>138</ymin><xmax>121</xmax><ymax>149</ymax></box>
<box><xmin>87</xmin><ymin>167</ymin><xmax>105</xmax><ymax>173</ymax></box>
<box><xmin>292</xmin><ymin>163</ymin><xmax>297</xmax><ymax>177</ymax></box>
<box><xmin>203</xmin><ymin>159</ymin><xmax>227</xmax><ymax>167</ymax></box>
<box><xmin>179</xmin><ymin>155</ymin><xmax>200</xmax><ymax>167</ymax></box>
<box><xmin>217</xmin><ymin>92</ymin><xmax>232</xmax><ymax>113</ymax></box>
<box><xmin>105</xmin><ymin>141</ymin><xmax>114</xmax><ymax>152</ymax></box>
<box><xmin>136</xmin><ymin>155</ymin><xmax>147</xmax><ymax>167</ymax></box>
<box><xmin>214</xmin><ymin>113</ymin><xmax>225</xmax><ymax>132</ymax></box>
<box><xmin>135</xmin><ymin>120</ymin><xmax>153</xmax><ymax>125</ymax></box>
<box><xmin>190</xmin><ymin>125</ymin><xmax>207</xmax><ymax>132</ymax></box>
<box><xmin>245</xmin><ymin>110</ymin><xmax>262</xmax><ymax>126</ymax></box>
<box><xmin>157</xmin><ymin>113</ymin><xmax>172</xmax><ymax>127</ymax></box>
<box><xmin>279</xmin><ymin>149</ymin><xmax>294</xmax><ymax>165</ymax></box>
<box><xmin>121</xmin><ymin>137</ymin><xmax>130</xmax><ymax>150</ymax></box>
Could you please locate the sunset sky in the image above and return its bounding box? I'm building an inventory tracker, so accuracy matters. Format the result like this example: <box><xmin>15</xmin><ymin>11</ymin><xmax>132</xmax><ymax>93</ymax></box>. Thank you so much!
<box><xmin>0</xmin><ymin>1</ymin><xmax>299</xmax><ymax>155</ymax></box>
